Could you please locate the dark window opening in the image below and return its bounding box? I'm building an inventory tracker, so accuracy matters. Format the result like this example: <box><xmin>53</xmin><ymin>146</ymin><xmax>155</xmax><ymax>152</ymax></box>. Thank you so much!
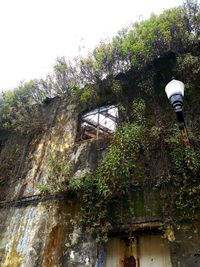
<box><xmin>77</xmin><ymin>105</ymin><xmax>118</xmax><ymax>141</ymax></box>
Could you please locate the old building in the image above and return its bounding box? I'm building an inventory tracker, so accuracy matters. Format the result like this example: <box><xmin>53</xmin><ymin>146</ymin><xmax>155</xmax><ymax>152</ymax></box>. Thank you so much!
<box><xmin>0</xmin><ymin>2</ymin><xmax>200</xmax><ymax>265</ymax></box>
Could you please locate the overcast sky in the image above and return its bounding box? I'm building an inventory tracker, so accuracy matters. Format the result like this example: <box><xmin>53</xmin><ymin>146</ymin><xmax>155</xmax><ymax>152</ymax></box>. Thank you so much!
<box><xmin>0</xmin><ymin>0</ymin><xmax>183</xmax><ymax>91</ymax></box>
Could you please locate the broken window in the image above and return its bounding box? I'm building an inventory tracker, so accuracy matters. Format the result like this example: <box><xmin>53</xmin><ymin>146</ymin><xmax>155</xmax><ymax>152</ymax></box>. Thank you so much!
<box><xmin>77</xmin><ymin>105</ymin><xmax>118</xmax><ymax>141</ymax></box>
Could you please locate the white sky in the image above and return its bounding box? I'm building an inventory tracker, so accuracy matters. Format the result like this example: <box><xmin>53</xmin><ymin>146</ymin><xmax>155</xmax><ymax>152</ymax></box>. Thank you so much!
<box><xmin>0</xmin><ymin>0</ymin><xmax>183</xmax><ymax>91</ymax></box>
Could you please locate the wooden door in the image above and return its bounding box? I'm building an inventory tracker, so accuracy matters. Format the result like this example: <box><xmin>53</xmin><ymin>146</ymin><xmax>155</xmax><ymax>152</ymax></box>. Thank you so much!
<box><xmin>139</xmin><ymin>234</ymin><xmax>172</xmax><ymax>267</ymax></box>
<box><xmin>105</xmin><ymin>238</ymin><xmax>137</xmax><ymax>267</ymax></box>
<box><xmin>99</xmin><ymin>234</ymin><xmax>171</xmax><ymax>267</ymax></box>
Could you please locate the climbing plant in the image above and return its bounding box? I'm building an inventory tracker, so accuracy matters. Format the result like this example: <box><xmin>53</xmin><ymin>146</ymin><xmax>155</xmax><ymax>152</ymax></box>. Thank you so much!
<box><xmin>70</xmin><ymin>74</ymin><xmax>200</xmax><ymax>242</ymax></box>
<box><xmin>166</xmin><ymin>130</ymin><xmax>200</xmax><ymax>222</ymax></box>
<box><xmin>70</xmin><ymin>100</ymin><xmax>148</xmax><ymax>242</ymax></box>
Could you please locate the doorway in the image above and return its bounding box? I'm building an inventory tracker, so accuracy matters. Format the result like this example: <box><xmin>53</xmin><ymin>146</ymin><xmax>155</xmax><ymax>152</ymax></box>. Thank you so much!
<box><xmin>98</xmin><ymin>233</ymin><xmax>171</xmax><ymax>267</ymax></box>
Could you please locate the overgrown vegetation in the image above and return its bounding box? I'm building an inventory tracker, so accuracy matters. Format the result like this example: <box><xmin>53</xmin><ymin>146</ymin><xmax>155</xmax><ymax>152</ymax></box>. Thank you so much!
<box><xmin>167</xmin><ymin>133</ymin><xmax>200</xmax><ymax>222</ymax></box>
<box><xmin>0</xmin><ymin>81</ymin><xmax>46</xmax><ymax>133</ymax></box>
<box><xmin>69</xmin><ymin>101</ymin><xmax>200</xmax><ymax>242</ymax></box>
<box><xmin>0</xmin><ymin>0</ymin><xmax>199</xmax><ymax>132</ymax></box>
<box><xmin>70</xmin><ymin>116</ymin><xmax>148</xmax><ymax>242</ymax></box>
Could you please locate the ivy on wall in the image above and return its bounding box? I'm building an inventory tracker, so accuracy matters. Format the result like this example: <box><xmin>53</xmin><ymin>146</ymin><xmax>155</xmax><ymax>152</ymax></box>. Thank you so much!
<box><xmin>69</xmin><ymin>78</ymin><xmax>200</xmax><ymax>242</ymax></box>
<box><xmin>68</xmin><ymin>99</ymin><xmax>151</xmax><ymax>241</ymax></box>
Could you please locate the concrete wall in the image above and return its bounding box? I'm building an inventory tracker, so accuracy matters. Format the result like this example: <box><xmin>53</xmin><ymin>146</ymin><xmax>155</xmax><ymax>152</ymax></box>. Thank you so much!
<box><xmin>0</xmin><ymin>98</ymin><xmax>200</xmax><ymax>267</ymax></box>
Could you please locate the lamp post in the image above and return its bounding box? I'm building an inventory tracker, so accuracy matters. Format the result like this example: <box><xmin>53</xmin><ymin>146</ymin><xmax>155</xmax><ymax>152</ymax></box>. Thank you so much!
<box><xmin>165</xmin><ymin>79</ymin><xmax>190</xmax><ymax>146</ymax></box>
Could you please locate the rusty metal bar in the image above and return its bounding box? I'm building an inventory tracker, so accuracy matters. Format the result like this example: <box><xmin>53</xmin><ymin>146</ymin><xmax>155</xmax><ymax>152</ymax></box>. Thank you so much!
<box><xmin>180</xmin><ymin>127</ymin><xmax>190</xmax><ymax>146</ymax></box>
<box><xmin>0</xmin><ymin>193</ymin><xmax>66</xmax><ymax>208</ymax></box>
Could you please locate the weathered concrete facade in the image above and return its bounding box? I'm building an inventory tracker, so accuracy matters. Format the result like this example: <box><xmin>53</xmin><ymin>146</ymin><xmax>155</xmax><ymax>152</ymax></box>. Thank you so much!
<box><xmin>0</xmin><ymin>97</ymin><xmax>200</xmax><ymax>267</ymax></box>
<box><xmin>0</xmin><ymin>99</ymin><xmax>98</xmax><ymax>267</ymax></box>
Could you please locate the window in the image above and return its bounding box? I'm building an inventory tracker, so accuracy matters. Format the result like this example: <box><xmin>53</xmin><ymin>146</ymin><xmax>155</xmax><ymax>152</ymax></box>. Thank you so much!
<box><xmin>77</xmin><ymin>105</ymin><xmax>118</xmax><ymax>141</ymax></box>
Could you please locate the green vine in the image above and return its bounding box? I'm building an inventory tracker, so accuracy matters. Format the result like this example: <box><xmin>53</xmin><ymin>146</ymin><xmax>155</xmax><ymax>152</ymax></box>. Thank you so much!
<box><xmin>70</xmin><ymin>94</ymin><xmax>200</xmax><ymax>242</ymax></box>
<box><xmin>70</xmin><ymin>100</ymin><xmax>148</xmax><ymax>242</ymax></box>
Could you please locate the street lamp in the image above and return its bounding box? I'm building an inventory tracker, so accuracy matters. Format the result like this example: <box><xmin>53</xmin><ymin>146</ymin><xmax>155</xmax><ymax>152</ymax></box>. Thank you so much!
<box><xmin>165</xmin><ymin>79</ymin><xmax>190</xmax><ymax>145</ymax></box>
